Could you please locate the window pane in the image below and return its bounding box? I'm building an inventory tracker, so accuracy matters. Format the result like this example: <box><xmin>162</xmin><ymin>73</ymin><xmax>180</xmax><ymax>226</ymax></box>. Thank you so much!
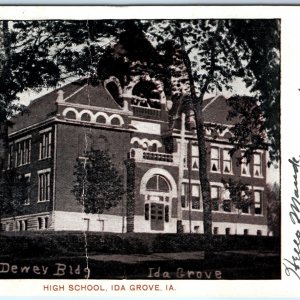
<box><xmin>146</xmin><ymin>176</ymin><xmax>157</xmax><ymax>191</ymax></box>
<box><xmin>165</xmin><ymin>205</ymin><xmax>169</xmax><ymax>222</ymax></box>
<box><xmin>223</xmin><ymin>161</ymin><xmax>231</xmax><ymax>173</ymax></box>
<box><xmin>211</xmin><ymin>186</ymin><xmax>219</xmax><ymax>211</ymax></box>
<box><xmin>192</xmin><ymin>145</ymin><xmax>199</xmax><ymax>156</ymax></box>
<box><xmin>223</xmin><ymin>200</ymin><xmax>231</xmax><ymax>212</ymax></box>
<box><xmin>254</xmin><ymin>191</ymin><xmax>262</xmax><ymax>214</ymax></box>
<box><xmin>158</xmin><ymin>176</ymin><xmax>170</xmax><ymax>192</ymax></box>
<box><xmin>254</xmin><ymin>153</ymin><xmax>261</xmax><ymax>164</ymax></box>
<box><xmin>192</xmin><ymin>197</ymin><xmax>200</xmax><ymax>209</ymax></box>
<box><xmin>145</xmin><ymin>204</ymin><xmax>149</xmax><ymax>220</ymax></box>
<box><xmin>211</xmin><ymin>186</ymin><xmax>219</xmax><ymax>198</ymax></box>
<box><xmin>223</xmin><ymin>150</ymin><xmax>230</xmax><ymax>161</ymax></box>
<box><xmin>211</xmin><ymin>148</ymin><xmax>219</xmax><ymax>159</ymax></box>
<box><xmin>192</xmin><ymin>184</ymin><xmax>199</xmax><ymax>197</ymax></box>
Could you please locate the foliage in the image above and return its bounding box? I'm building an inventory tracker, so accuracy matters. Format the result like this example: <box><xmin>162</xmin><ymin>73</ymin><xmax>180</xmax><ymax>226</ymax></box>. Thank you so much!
<box><xmin>231</xmin><ymin>19</ymin><xmax>280</xmax><ymax>163</ymax></box>
<box><xmin>0</xmin><ymin>20</ymin><xmax>280</xmax><ymax>237</ymax></box>
<box><xmin>0</xmin><ymin>20</ymin><xmax>119</xmax><ymax>219</ymax></box>
<box><xmin>0</xmin><ymin>20</ymin><xmax>117</xmax><ymax>117</ymax></box>
<box><xmin>0</xmin><ymin>232</ymin><xmax>280</xmax><ymax>257</ymax></box>
<box><xmin>0</xmin><ymin>169</ymin><xmax>29</xmax><ymax>225</ymax></box>
<box><xmin>226</xmin><ymin>95</ymin><xmax>268</xmax><ymax>163</ymax></box>
<box><xmin>221</xmin><ymin>178</ymin><xmax>253</xmax><ymax>212</ymax></box>
<box><xmin>265</xmin><ymin>183</ymin><xmax>280</xmax><ymax>236</ymax></box>
<box><xmin>72</xmin><ymin>150</ymin><xmax>124</xmax><ymax>215</ymax></box>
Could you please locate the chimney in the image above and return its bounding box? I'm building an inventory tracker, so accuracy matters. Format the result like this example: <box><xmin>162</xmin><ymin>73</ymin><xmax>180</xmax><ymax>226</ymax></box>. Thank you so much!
<box><xmin>56</xmin><ymin>90</ymin><xmax>64</xmax><ymax>103</ymax></box>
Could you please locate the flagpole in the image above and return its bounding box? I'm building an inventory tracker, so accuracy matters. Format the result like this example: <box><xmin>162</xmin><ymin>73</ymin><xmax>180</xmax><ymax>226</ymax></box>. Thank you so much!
<box><xmin>177</xmin><ymin>112</ymin><xmax>186</xmax><ymax>233</ymax></box>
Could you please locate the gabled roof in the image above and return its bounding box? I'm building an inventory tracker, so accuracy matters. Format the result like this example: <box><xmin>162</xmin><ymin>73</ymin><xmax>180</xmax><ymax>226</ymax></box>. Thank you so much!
<box><xmin>63</xmin><ymin>80</ymin><xmax>122</xmax><ymax>110</ymax></box>
<box><xmin>9</xmin><ymin>79</ymin><xmax>121</xmax><ymax>134</ymax></box>
<box><xmin>203</xmin><ymin>95</ymin><xmax>236</xmax><ymax>125</ymax></box>
<box><xmin>170</xmin><ymin>94</ymin><xmax>236</xmax><ymax>127</ymax></box>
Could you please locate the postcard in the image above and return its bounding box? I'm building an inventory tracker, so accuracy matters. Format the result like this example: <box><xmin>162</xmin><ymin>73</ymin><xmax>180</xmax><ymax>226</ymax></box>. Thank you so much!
<box><xmin>0</xmin><ymin>4</ymin><xmax>298</xmax><ymax>298</ymax></box>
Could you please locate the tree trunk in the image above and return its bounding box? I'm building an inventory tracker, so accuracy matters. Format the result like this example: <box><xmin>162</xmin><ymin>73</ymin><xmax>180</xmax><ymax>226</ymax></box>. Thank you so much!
<box><xmin>0</xmin><ymin>21</ymin><xmax>11</xmax><ymax>231</ymax></box>
<box><xmin>175</xmin><ymin>22</ymin><xmax>212</xmax><ymax>237</ymax></box>
<box><xmin>194</xmin><ymin>101</ymin><xmax>212</xmax><ymax>237</ymax></box>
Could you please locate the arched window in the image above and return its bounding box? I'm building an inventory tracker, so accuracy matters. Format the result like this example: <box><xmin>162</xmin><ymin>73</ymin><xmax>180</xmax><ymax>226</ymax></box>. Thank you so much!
<box><xmin>65</xmin><ymin>110</ymin><xmax>76</xmax><ymax>120</ymax></box>
<box><xmin>111</xmin><ymin>117</ymin><xmax>121</xmax><ymax>126</ymax></box>
<box><xmin>132</xmin><ymin>80</ymin><xmax>161</xmax><ymax>109</ymax></box>
<box><xmin>132</xmin><ymin>141</ymin><xmax>139</xmax><ymax>149</ymax></box>
<box><xmin>106</xmin><ymin>81</ymin><xmax>123</xmax><ymax>107</ymax></box>
<box><xmin>96</xmin><ymin>115</ymin><xmax>107</xmax><ymax>124</ymax></box>
<box><xmin>146</xmin><ymin>175</ymin><xmax>170</xmax><ymax>193</ymax></box>
<box><xmin>151</xmin><ymin>143</ymin><xmax>157</xmax><ymax>152</ymax></box>
<box><xmin>132</xmin><ymin>80</ymin><xmax>160</xmax><ymax>99</ymax></box>
<box><xmin>81</xmin><ymin>113</ymin><xmax>91</xmax><ymax>122</ymax></box>
<box><xmin>142</xmin><ymin>142</ymin><xmax>148</xmax><ymax>150</ymax></box>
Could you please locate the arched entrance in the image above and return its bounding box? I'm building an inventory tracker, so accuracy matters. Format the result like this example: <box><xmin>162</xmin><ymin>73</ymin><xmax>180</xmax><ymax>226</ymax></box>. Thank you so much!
<box><xmin>140</xmin><ymin>169</ymin><xmax>177</xmax><ymax>231</ymax></box>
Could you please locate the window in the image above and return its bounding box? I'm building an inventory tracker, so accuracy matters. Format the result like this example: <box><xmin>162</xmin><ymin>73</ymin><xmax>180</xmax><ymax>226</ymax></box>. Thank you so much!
<box><xmin>44</xmin><ymin>217</ymin><xmax>49</xmax><ymax>229</ymax></box>
<box><xmin>241</xmin><ymin>156</ymin><xmax>250</xmax><ymax>176</ymax></box>
<box><xmin>254</xmin><ymin>190</ymin><xmax>262</xmax><ymax>215</ymax></box>
<box><xmin>18</xmin><ymin>220</ymin><xmax>28</xmax><ymax>231</ymax></box>
<box><xmin>225</xmin><ymin>227</ymin><xmax>231</xmax><ymax>235</ymax></box>
<box><xmin>151</xmin><ymin>203</ymin><xmax>164</xmax><ymax>221</ymax></box>
<box><xmin>38</xmin><ymin>170</ymin><xmax>51</xmax><ymax>202</ymax></box>
<box><xmin>39</xmin><ymin>131</ymin><xmax>52</xmax><ymax>159</ymax></box>
<box><xmin>38</xmin><ymin>217</ymin><xmax>43</xmax><ymax>229</ymax></box>
<box><xmin>194</xmin><ymin>226</ymin><xmax>200</xmax><ymax>233</ymax></box>
<box><xmin>182</xmin><ymin>183</ymin><xmax>201</xmax><ymax>209</ymax></box>
<box><xmin>191</xmin><ymin>145</ymin><xmax>199</xmax><ymax>170</ymax></box>
<box><xmin>253</xmin><ymin>153</ymin><xmax>262</xmax><ymax>177</ymax></box>
<box><xmin>106</xmin><ymin>81</ymin><xmax>123</xmax><ymax>107</ymax></box>
<box><xmin>146</xmin><ymin>175</ymin><xmax>170</xmax><ymax>192</ymax></box>
<box><xmin>213</xmin><ymin>227</ymin><xmax>219</xmax><ymax>235</ymax></box>
<box><xmin>211</xmin><ymin>147</ymin><xmax>220</xmax><ymax>172</ymax></box>
<box><xmin>83</xmin><ymin>218</ymin><xmax>90</xmax><ymax>231</ymax></box>
<box><xmin>223</xmin><ymin>200</ymin><xmax>231</xmax><ymax>212</ymax></box>
<box><xmin>152</xmin><ymin>143</ymin><xmax>157</xmax><ymax>152</ymax></box>
<box><xmin>38</xmin><ymin>217</ymin><xmax>50</xmax><ymax>230</ymax></box>
<box><xmin>257</xmin><ymin>230</ymin><xmax>262</xmax><ymax>236</ymax></box>
<box><xmin>165</xmin><ymin>205</ymin><xmax>169</xmax><ymax>222</ymax></box>
<box><xmin>181</xmin><ymin>183</ymin><xmax>188</xmax><ymax>208</ymax></box>
<box><xmin>244</xmin><ymin>229</ymin><xmax>249</xmax><ymax>236</ymax></box>
<box><xmin>211</xmin><ymin>186</ymin><xmax>220</xmax><ymax>211</ymax></box>
<box><xmin>192</xmin><ymin>184</ymin><xmax>201</xmax><ymax>209</ymax></box>
<box><xmin>223</xmin><ymin>149</ymin><xmax>232</xmax><ymax>174</ymax></box>
<box><xmin>241</xmin><ymin>191</ymin><xmax>249</xmax><ymax>214</ymax></box>
<box><xmin>23</xmin><ymin>174</ymin><xmax>31</xmax><ymax>205</ymax></box>
<box><xmin>98</xmin><ymin>220</ymin><xmax>104</xmax><ymax>232</ymax></box>
<box><xmin>145</xmin><ymin>203</ymin><xmax>150</xmax><ymax>220</ymax></box>
<box><xmin>15</xmin><ymin>138</ymin><xmax>31</xmax><ymax>167</ymax></box>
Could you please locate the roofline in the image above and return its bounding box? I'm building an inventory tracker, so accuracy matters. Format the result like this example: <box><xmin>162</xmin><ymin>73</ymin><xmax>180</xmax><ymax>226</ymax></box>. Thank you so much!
<box><xmin>9</xmin><ymin>117</ymin><xmax>57</xmax><ymax>138</ymax></box>
<box><xmin>58</xmin><ymin>102</ymin><xmax>133</xmax><ymax>116</ymax></box>
<box><xmin>203</xmin><ymin>95</ymin><xmax>223</xmax><ymax>111</ymax></box>
<box><xmin>8</xmin><ymin>116</ymin><xmax>136</xmax><ymax>138</ymax></box>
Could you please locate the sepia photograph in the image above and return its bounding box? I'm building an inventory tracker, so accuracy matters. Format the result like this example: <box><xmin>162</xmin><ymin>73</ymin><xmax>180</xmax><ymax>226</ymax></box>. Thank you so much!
<box><xmin>0</xmin><ymin>16</ymin><xmax>280</xmax><ymax>280</ymax></box>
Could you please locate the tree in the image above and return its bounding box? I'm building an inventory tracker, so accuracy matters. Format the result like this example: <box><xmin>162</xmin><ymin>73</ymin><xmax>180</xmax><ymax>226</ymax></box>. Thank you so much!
<box><xmin>0</xmin><ymin>20</ymin><xmax>118</xmax><ymax>168</ymax></box>
<box><xmin>72</xmin><ymin>150</ymin><xmax>124</xmax><ymax>217</ymax></box>
<box><xmin>142</xmin><ymin>19</ymin><xmax>279</xmax><ymax>236</ymax></box>
<box><xmin>0</xmin><ymin>20</ymin><xmax>279</xmax><ymax>236</ymax></box>
<box><xmin>231</xmin><ymin>19</ymin><xmax>280</xmax><ymax>163</ymax></box>
<box><xmin>0</xmin><ymin>169</ymin><xmax>29</xmax><ymax>230</ymax></box>
<box><xmin>266</xmin><ymin>183</ymin><xmax>280</xmax><ymax>236</ymax></box>
<box><xmin>226</xmin><ymin>95</ymin><xmax>267</xmax><ymax>163</ymax></box>
<box><xmin>221</xmin><ymin>178</ymin><xmax>254</xmax><ymax>235</ymax></box>
<box><xmin>0</xmin><ymin>20</ymin><xmax>118</xmax><ymax>221</ymax></box>
<box><xmin>142</xmin><ymin>20</ymin><xmax>252</xmax><ymax>236</ymax></box>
